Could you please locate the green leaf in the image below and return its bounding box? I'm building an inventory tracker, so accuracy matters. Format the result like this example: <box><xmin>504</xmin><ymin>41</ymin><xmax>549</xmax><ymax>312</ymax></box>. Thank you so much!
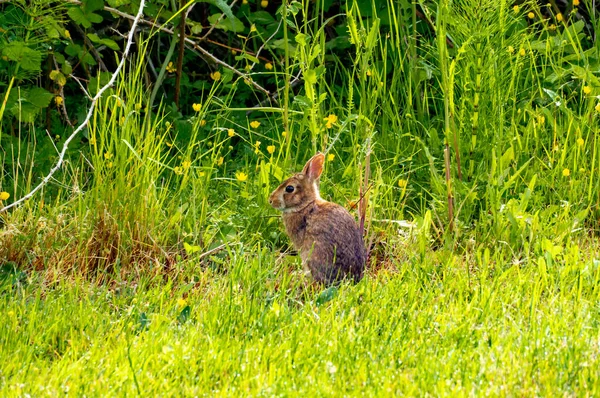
<box><xmin>316</xmin><ymin>286</ymin><xmax>337</xmax><ymax>306</ymax></box>
<box><xmin>42</xmin><ymin>16</ymin><xmax>62</xmax><ymax>39</ymax></box>
<box><xmin>65</xmin><ymin>44</ymin><xmax>82</xmax><ymax>57</ymax></box>
<box><xmin>221</xmin><ymin>68</ymin><xmax>233</xmax><ymax>84</ymax></box>
<box><xmin>235</xmin><ymin>53</ymin><xmax>259</xmax><ymax>64</ymax></box>
<box><xmin>250</xmin><ymin>11</ymin><xmax>275</xmax><ymax>24</ymax></box>
<box><xmin>177</xmin><ymin>305</ymin><xmax>191</xmax><ymax>324</ymax></box>
<box><xmin>50</xmin><ymin>70</ymin><xmax>67</xmax><ymax>86</ymax></box>
<box><xmin>188</xmin><ymin>20</ymin><xmax>203</xmax><ymax>35</ymax></box>
<box><xmin>86</xmin><ymin>12</ymin><xmax>104</xmax><ymax>24</ymax></box>
<box><xmin>305</xmin><ymin>69</ymin><xmax>317</xmax><ymax>85</ymax></box>
<box><xmin>84</xmin><ymin>0</ymin><xmax>104</xmax><ymax>13</ymax></box>
<box><xmin>2</xmin><ymin>42</ymin><xmax>42</xmax><ymax>72</ymax></box>
<box><xmin>28</xmin><ymin>88</ymin><xmax>54</xmax><ymax>108</ymax></box>
<box><xmin>137</xmin><ymin>312</ymin><xmax>150</xmax><ymax>332</ymax></box>
<box><xmin>200</xmin><ymin>0</ymin><xmax>235</xmax><ymax>22</ymax></box>
<box><xmin>295</xmin><ymin>33</ymin><xmax>308</xmax><ymax>46</ymax></box>
<box><xmin>183</xmin><ymin>242</ymin><xmax>201</xmax><ymax>255</ymax></box>
<box><xmin>68</xmin><ymin>7</ymin><xmax>92</xmax><ymax>28</ymax></box>
<box><xmin>62</xmin><ymin>62</ymin><xmax>73</xmax><ymax>76</ymax></box>
<box><xmin>82</xmin><ymin>52</ymin><xmax>97</xmax><ymax>66</ymax></box>
<box><xmin>87</xmin><ymin>33</ymin><xmax>120</xmax><ymax>51</ymax></box>
<box><xmin>9</xmin><ymin>102</ymin><xmax>39</xmax><ymax>123</ymax></box>
<box><xmin>207</xmin><ymin>14</ymin><xmax>245</xmax><ymax>33</ymax></box>
<box><xmin>107</xmin><ymin>0</ymin><xmax>129</xmax><ymax>6</ymax></box>
<box><xmin>54</xmin><ymin>52</ymin><xmax>66</xmax><ymax>64</ymax></box>
<box><xmin>292</xmin><ymin>95</ymin><xmax>311</xmax><ymax>108</ymax></box>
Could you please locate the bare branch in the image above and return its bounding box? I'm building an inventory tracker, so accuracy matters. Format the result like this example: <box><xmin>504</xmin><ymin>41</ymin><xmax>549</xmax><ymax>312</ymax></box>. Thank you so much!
<box><xmin>1</xmin><ymin>0</ymin><xmax>147</xmax><ymax>213</ymax></box>
<box><xmin>64</xmin><ymin>0</ymin><xmax>271</xmax><ymax>96</ymax></box>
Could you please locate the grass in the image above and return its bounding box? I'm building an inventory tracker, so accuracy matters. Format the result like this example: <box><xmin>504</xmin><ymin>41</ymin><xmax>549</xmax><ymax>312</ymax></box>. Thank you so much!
<box><xmin>2</xmin><ymin>239</ymin><xmax>600</xmax><ymax>395</ymax></box>
<box><xmin>2</xmin><ymin>0</ymin><xmax>600</xmax><ymax>395</ymax></box>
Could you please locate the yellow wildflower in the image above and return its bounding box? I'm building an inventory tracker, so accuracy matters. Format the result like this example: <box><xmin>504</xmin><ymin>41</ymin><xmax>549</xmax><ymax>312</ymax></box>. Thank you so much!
<box><xmin>182</xmin><ymin>160</ymin><xmax>192</xmax><ymax>170</ymax></box>
<box><xmin>583</xmin><ymin>86</ymin><xmax>592</xmax><ymax>95</ymax></box>
<box><xmin>261</xmin><ymin>0</ymin><xmax>268</xmax><ymax>7</ymax></box>
<box><xmin>595</xmin><ymin>103</ymin><xmax>600</xmax><ymax>112</ymax></box>
<box><xmin>324</xmin><ymin>114</ymin><xmax>338</xmax><ymax>129</ymax></box>
<box><xmin>327</xmin><ymin>153</ymin><xmax>335</xmax><ymax>162</ymax></box>
<box><xmin>267</xmin><ymin>145</ymin><xmax>276</xmax><ymax>154</ymax></box>
<box><xmin>200</xmin><ymin>119</ymin><xmax>207</xmax><ymax>127</ymax></box>
<box><xmin>166</xmin><ymin>62</ymin><xmax>176</xmax><ymax>73</ymax></box>
<box><xmin>508</xmin><ymin>46</ymin><xmax>515</xmax><ymax>54</ymax></box>
<box><xmin>528</xmin><ymin>12</ymin><xmax>535</xmax><ymax>19</ymax></box>
<box><xmin>250</xmin><ymin>121</ymin><xmax>261</xmax><ymax>129</ymax></box>
<box><xmin>107</xmin><ymin>162</ymin><xmax>113</xmax><ymax>168</ymax></box>
<box><xmin>242</xmin><ymin>0</ymin><xmax>247</xmax><ymax>4</ymax></box>
<box><xmin>282</xmin><ymin>131</ymin><xmax>287</xmax><ymax>137</ymax></box>
<box><xmin>0</xmin><ymin>192</ymin><xmax>9</xmax><ymax>201</ymax></box>
<box><xmin>217</xmin><ymin>157</ymin><xmax>224</xmax><ymax>166</ymax></box>
<box><xmin>538</xmin><ymin>115</ymin><xmax>545</xmax><ymax>125</ymax></box>
<box><xmin>193</xmin><ymin>103</ymin><xmax>201</xmax><ymax>112</ymax></box>
<box><xmin>166</xmin><ymin>142</ymin><xmax>173</xmax><ymax>148</ymax></box>
<box><xmin>228</xmin><ymin>129</ymin><xmax>235</xmax><ymax>137</ymax></box>
<box><xmin>513</xmin><ymin>5</ymin><xmax>520</xmax><ymax>13</ymax></box>
<box><xmin>519</xmin><ymin>48</ymin><xmax>526</xmax><ymax>56</ymax></box>
<box><xmin>250</xmin><ymin>24</ymin><xmax>257</xmax><ymax>33</ymax></box>
<box><xmin>177</xmin><ymin>298</ymin><xmax>187</xmax><ymax>307</ymax></box>
<box><xmin>64</xmin><ymin>30</ymin><xmax>71</xmax><ymax>39</ymax></box>
<box><xmin>199</xmin><ymin>171</ymin><xmax>206</xmax><ymax>177</ymax></box>
<box><xmin>174</xmin><ymin>166</ymin><xmax>183</xmax><ymax>175</ymax></box>
<box><xmin>562</xmin><ymin>168</ymin><xmax>570</xmax><ymax>177</ymax></box>
<box><xmin>577</xmin><ymin>138</ymin><xmax>584</xmax><ymax>146</ymax></box>
<box><xmin>574</xmin><ymin>0</ymin><xmax>579</xmax><ymax>5</ymax></box>
<box><xmin>548</xmin><ymin>24</ymin><xmax>556</xmax><ymax>31</ymax></box>
<box><xmin>235</xmin><ymin>171</ymin><xmax>248</xmax><ymax>182</ymax></box>
<box><xmin>104</xmin><ymin>152</ymin><xmax>113</xmax><ymax>160</ymax></box>
<box><xmin>265</xmin><ymin>62</ymin><xmax>273</xmax><ymax>70</ymax></box>
<box><xmin>398</xmin><ymin>179</ymin><xmax>408</xmax><ymax>188</ymax></box>
<box><xmin>366</xmin><ymin>69</ymin><xmax>372</xmax><ymax>77</ymax></box>
<box><xmin>55</xmin><ymin>96</ymin><xmax>63</xmax><ymax>106</ymax></box>
<box><xmin>556</xmin><ymin>13</ymin><xmax>563</xmax><ymax>22</ymax></box>
<box><xmin>210</xmin><ymin>71</ymin><xmax>221</xmax><ymax>81</ymax></box>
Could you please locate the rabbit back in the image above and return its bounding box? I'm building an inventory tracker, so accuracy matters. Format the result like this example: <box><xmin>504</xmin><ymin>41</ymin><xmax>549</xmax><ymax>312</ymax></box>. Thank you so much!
<box><xmin>283</xmin><ymin>200</ymin><xmax>366</xmax><ymax>284</ymax></box>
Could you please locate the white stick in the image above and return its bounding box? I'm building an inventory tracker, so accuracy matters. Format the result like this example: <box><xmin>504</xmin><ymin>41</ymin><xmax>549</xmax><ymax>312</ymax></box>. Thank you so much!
<box><xmin>1</xmin><ymin>0</ymin><xmax>146</xmax><ymax>213</ymax></box>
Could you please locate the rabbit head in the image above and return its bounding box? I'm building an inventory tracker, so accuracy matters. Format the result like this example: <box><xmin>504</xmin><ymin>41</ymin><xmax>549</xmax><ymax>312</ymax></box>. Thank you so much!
<box><xmin>269</xmin><ymin>153</ymin><xmax>325</xmax><ymax>213</ymax></box>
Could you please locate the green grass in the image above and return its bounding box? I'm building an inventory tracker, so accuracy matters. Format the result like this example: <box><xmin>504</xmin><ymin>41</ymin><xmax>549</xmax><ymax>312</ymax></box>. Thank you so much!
<box><xmin>2</xmin><ymin>240</ymin><xmax>600</xmax><ymax>395</ymax></box>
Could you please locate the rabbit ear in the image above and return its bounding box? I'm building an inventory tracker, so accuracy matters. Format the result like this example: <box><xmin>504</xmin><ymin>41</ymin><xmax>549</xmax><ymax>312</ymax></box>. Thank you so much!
<box><xmin>302</xmin><ymin>153</ymin><xmax>325</xmax><ymax>181</ymax></box>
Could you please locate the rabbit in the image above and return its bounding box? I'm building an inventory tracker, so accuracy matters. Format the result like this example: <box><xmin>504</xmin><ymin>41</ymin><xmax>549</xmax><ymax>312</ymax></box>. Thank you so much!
<box><xmin>269</xmin><ymin>152</ymin><xmax>366</xmax><ymax>285</ymax></box>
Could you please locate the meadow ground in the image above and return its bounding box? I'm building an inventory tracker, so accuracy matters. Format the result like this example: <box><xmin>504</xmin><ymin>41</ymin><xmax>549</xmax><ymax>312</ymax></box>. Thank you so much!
<box><xmin>2</xmin><ymin>238</ymin><xmax>600</xmax><ymax>396</ymax></box>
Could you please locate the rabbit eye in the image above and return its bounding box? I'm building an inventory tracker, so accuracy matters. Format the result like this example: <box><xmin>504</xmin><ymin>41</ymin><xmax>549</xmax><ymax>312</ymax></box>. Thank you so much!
<box><xmin>285</xmin><ymin>185</ymin><xmax>295</xmax><ymax>193</ymax></box>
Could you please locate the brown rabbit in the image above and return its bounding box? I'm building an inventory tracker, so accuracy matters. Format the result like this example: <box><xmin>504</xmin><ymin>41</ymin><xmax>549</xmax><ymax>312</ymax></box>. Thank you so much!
<box><xmin>269</xmin><ymin>153</ymin><xmax>366</xmax><ymax>285</ymax></box>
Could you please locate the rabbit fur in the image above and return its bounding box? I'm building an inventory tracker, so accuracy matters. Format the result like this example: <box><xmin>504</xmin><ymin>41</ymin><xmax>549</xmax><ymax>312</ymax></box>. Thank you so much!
<box><xmin>269</xmin><ymin>153</ymin><xmax>366</xmax><ymax>285</ymax></box>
